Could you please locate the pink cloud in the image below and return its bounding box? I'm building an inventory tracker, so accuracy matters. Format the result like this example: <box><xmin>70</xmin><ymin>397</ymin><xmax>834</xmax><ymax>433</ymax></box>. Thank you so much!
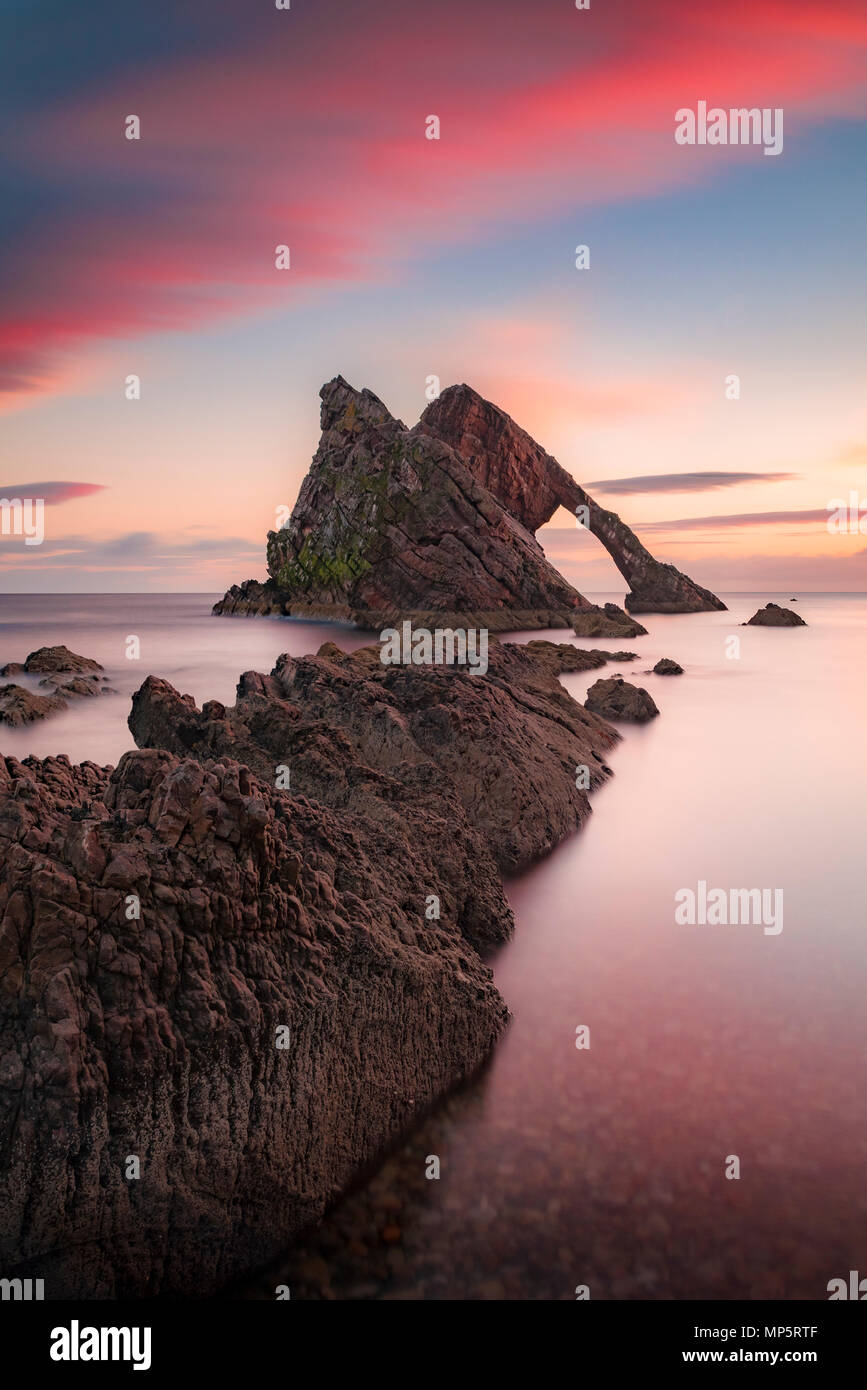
<box><xmin>4</xmin><ymin>0</ymin><xmax>866</xmax><ymax>398</ymax></box>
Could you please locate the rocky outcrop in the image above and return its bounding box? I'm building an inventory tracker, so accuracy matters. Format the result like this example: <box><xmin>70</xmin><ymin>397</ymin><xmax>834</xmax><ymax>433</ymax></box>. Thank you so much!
<box><xmin>652</xmin><ymin>658</ymin><xmax>683</xmax><ymax>675</ymax></box>
<box><xmin>572</xmin><ymin>602</ymin><xmax>648</xmax><ymax>639</ymax></box>
<box><xmin>215</xmin><ymin>376</ymin><xmax>596</xmax><ymax>631</ymax></box>
<box><xmin>215</xmin><ymin>377</ymin><xmax>724</xmax><ymax>625</ymax></box>
<box><xmin>129</xmin><ymin>639</ymin><xmax>621</xmax><ymax>874</ymax></box>
<box><xmin>0</xmin><ymin>745</ymin><xmax>511</xmax><ymax>1298</ymax></box>
<box><xmin>744</xmin><ymin>603</ymin><xmax>806</xmax><ymax>627</ymax></box>
<box><xmin>0</xmin><ymin>639</ymin><xmax>625</xmax><ymax>1297</ymax></box>
<box><xmin>0</xmin><ymin>685</ymin><xmax>70</xmax><ymax>726</ymax></box>
<box><xmin>1</xmin><ymin>645</ymin><xmax>103</xmax><ymax>677</ymax></box>
<box><xmin>0</xmin><ymin>648</ymin><xmax>112</xmax><ymax>724</ymax></box>
<box><xmin>420</xmin><ymin>385</ymin><xmax>726</xmax><ymax>615</ymax></box>
<box><xmin>585</xmin><ymin>676</ymin><xmax>659</xmax><ymax>722</ymax></box>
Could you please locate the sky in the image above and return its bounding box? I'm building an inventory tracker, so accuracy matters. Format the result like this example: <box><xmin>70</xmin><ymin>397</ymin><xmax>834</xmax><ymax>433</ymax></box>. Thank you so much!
<box><xmin>1</xmin><ymin>0</ymin><xmax>866</xmax><ymax>593</ymax></box>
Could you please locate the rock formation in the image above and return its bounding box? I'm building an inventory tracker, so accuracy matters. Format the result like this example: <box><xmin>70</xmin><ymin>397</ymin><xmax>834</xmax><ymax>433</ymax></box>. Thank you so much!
<box><xmin>652</xmin><ymin>658</ymin><xmax>684</xmax><ymax>675</ymax></box>
<box><xmin>215</xmin><ymin>378</ymin><xmax>724</xmax><ymax>626</ymax></box>
<box><xmin>0</xmin><ymin>648</ymin><xmax>113</xmax><ymax>725</ymax></box>
<box><xmin>585</xmin><ymin>676</ymin><xmax>660</xmax><ymax>722</ymax></box>
<box><xmin>419</xmin><ymin>384</ymin><xmax>726</xmax><ymax>614</ymax></box>
<box><xmin>0</xmin><ymin>747</ymin><xmax>510</xmax><ymax>1297</ymax></box>
<box><xmin>0</xmin><ymin>685</ymin><xmax>69</xmax><ymax>726</ymax></box>
<box><xmin>571</xmin><ymin>602</ymin><xmax>647</xmax><ymax>639</ymax></box>
<box><xmin>0</xmin><ymin>639</ymin><xmax>625</xmax><ymax>1296</ymax></box>
<box><xmin>0</xmin><ymin>645</ymin><xmax>104</xmax><ymax>677</ymax></box>
<box><xmin>744</xmin><ymin>603</ymin><xmax>806</xmax><ymax>627</ymax></box>
<box><xmin>129</xmin><ymin>639</ymin><xmax>622</xmax><ymax>874</ymax></box>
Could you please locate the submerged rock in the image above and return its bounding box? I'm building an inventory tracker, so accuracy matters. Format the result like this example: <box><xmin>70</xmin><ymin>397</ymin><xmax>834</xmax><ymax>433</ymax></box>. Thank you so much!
<box><xmin>215</xmin><ymin>377</ymin><xmax>725</xmax><ymax>624</ymax></box>
<box><xmin>585</xmin><ymin>676</ymin><xmax>659</xmax><ymax>722</ymax></box>
<box><xmin>744</xmin><ymin>603</ymin><xmax>806</xmax><ymax>627</ymax></box>
<box><xmin>0</xmin><ymin>684</ymin><xmax>68</xmax><ymax>726</ymax></box>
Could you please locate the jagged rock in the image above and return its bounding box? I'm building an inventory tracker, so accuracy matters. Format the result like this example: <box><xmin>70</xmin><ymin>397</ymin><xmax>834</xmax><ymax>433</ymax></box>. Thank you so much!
<box><xmin>585</xmin><ymin>676</ymin><xmax>659</xmax><ymax>722</ymax></box>
<box><xmin>420</xmin><ymin>384</ymin><xmax>726</xmax><ymax>614</ymax></box>
<box><xmin>214</xmin><ymin>578</ymin><xmax>285</xmax><ymax>617</ymax></box>
<box><xmin>0</xmin><ymin>651</ymin><xmax>112</xmax><ymax>724</ymax></box>
<box><xmin>130</xmin><ymin>639</ymin><xmax>621</xmax><ymax>874</ymax></box>
<box><xmin>0</xmin><ymin>637</ymin><xmax>626</xmax><ymax>1297</ymax></box>
<box><xmin>51</xmin><ymin>676</ymin><xmax>115</xmax><ymax>698</ymax></box>
<box><xmin>1</xmin><ymin>645</ymin><xmax>103</xmax><ymax>676</ymax></box>
<box><xmin>652</xmin><ymin>658</ymin><xmax>684</xmax><ymax>675</ymax></box>
<box><xmin>0</xmin><ymin>746</ymin><xmax>511</xmax><ymax>1298</ymax></box>
<box><xmin>571</xmin><ymin>602</ymin><xmax>648</xmax><ymax>638</ymax></box>
<box><xmin>0</xmin><ymin>684</ymin><xmax>68</xmax><ymax>726</ymax></box>
<box><xmin>744</xmin><ymin>603</ymin><xmax>806</xmax><ymax>627</ymax></box>
<box><xmin>214</xmin><ymin>377</ymin><xmax>592</xmax><ymax>630</ymax></box>
<box><xmin>215</xmin><ymin>378</ymin><xmax>724</xmax><ymax>624</ymax></box>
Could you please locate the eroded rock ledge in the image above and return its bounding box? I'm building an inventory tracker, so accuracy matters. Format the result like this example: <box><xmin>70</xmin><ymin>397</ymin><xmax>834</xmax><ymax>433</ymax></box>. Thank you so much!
<box><xmin>0</xmin><ymin>639</ymin><xmax>622</xmax><ymax>1296</ymax></box>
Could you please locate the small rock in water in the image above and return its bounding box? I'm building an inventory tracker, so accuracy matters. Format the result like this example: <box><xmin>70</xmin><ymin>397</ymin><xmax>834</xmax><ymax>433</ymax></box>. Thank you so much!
<box><xmin>743</xmin><ymin>602</ymin><xmax>806</xmax><ymax>627</ymax></box>
<box><xmin>585</xmin><ymin>676</ymin><xmax>659</xmax><ymax>722</ymax></box>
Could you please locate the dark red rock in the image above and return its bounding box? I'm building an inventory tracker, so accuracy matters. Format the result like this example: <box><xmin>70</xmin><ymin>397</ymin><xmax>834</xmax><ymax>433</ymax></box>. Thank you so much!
<box><xmin>420</xmin><ymin>385</ymin><xmax>726</xmax><ymax>615</ymax></box>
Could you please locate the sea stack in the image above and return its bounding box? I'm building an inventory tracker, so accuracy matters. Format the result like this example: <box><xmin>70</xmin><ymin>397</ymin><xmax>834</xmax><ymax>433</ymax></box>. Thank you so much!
<box><xmin>215</xmin><ymin>378</ymin><xmax>725</xmax><ymax>626</ymax></box>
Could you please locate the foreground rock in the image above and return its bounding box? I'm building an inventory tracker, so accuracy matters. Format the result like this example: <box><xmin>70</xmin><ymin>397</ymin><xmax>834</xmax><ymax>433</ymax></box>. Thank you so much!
<box><xmin>215</xmin><ymin>377</ymin><xmax>724</xmax><ymax>624</ymax></box>
<box><xmin>652</xmin><ymin>658</ymin><xmax>683</xmax><ymax>675</ymax></box>
<box><xmin>744</xmin><ymin>603</ymin><xmax>806</xmax><ymax>627</ymax></box>
<box><xmin>585</xmin><ymin>676</ymin><xmax>660</xmax><ymax>722</ymax></box>
<box><xmin>0</xmin><ymin>640</ymin><xmax>623</xmax><ymax>1297</ymax></box>
<box><xmin>0</xmin><ymin>746</ymin><xmax>511</xmax><ymax>1298</ymax></box>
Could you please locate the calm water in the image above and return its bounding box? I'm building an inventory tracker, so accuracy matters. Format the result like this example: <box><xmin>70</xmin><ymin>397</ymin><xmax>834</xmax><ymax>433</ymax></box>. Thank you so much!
<box><xmin>2</xmin><ymin>592</ymin><xmax>865</xmax><ymax>1300</ymax></box>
